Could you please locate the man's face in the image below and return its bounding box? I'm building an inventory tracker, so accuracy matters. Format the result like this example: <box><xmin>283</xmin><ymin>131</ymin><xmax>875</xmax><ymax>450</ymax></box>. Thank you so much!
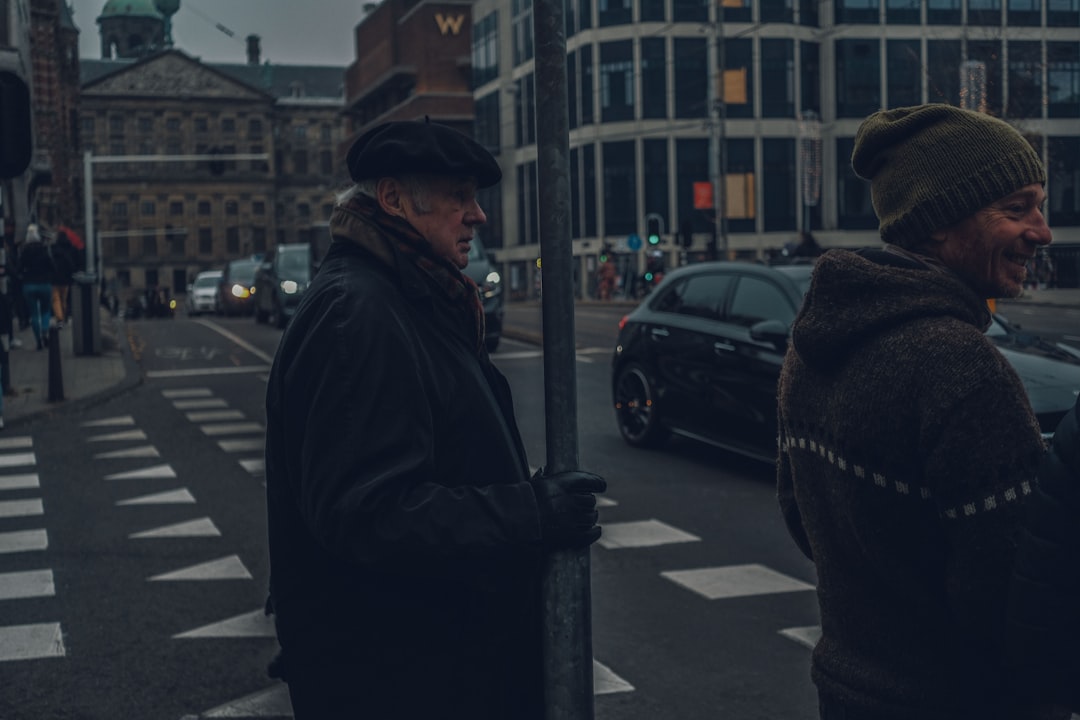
<box><xmin>933</xmin><ymin>183</ymin><xmax>1052</xmax><ymax>298</ymax></box>
<box><xmin>400</xmin><ymin>176</ymin><xmax>487</xmax><ymax>269</ymax></box>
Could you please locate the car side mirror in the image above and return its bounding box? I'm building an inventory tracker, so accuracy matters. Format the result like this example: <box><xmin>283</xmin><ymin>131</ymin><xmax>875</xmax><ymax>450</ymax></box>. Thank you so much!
<box><xmin>750</xmin><ymin>319</ymin><xmax>790</xmax><ymax>351</ymax></box>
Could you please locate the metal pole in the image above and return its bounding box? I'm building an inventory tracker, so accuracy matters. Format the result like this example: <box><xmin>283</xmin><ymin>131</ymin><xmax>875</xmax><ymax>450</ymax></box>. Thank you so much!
<box><xmin>83</xmin><ymin>151</ymin><xmax>94</xmax><ymax>275</ymax></box>
<box><xmin>709</xmin><ymin>0</ymin><xmax>728</xmax><ymax>261</ymax></box>
<box><xmin>533</xmin><ymin>0</ymin><xmax>592</xmax><ymax>717</ymax></box>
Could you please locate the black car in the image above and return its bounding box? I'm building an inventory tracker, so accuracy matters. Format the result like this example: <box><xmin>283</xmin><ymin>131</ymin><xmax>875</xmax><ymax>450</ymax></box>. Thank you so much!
<box><xmin>254</xmin><ymin>243</ymin><xmax>312</xmax><ymax>328</ymax></box>
<box><xmin>216</xmin><ymin>257</ymin><xmax>261</xmax><ymax>317</ymax></box>
<box><xmin>463</xmin><ymin>236</ymin><xmax>504</xmax><ymax>352</ymax></box>
<box><xmin>612</xmin><ymin>261</ymin><xmax>1080</xmax><ymax>462</ymax></box>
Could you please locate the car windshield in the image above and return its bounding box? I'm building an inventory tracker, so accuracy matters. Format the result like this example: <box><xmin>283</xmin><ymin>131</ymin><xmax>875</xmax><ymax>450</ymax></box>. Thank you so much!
<box><xmin>278</xmin><ymin>250</ymin><xmax>310</xmax><ymax>280</ymax></box>
<box><xmin>194</xmin><ymin>274</ymin><xmax>219</xmax><ymax>288</ymax></box>
<box><xmin>230</xmin><ymin>260</ymin><xmax>260</xmax><ymax>283</ymax></box>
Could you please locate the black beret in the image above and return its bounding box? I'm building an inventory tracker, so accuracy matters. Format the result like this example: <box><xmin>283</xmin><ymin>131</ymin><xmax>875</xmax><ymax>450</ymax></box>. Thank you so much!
<box><xmin>346</xmin><ymin>120</ymin><xmax>502</xmax><ymax>188</ymax></box>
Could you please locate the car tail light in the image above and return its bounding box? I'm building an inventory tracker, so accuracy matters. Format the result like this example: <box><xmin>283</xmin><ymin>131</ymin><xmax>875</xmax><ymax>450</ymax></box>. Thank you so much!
<box><xmin>618</xmin><ymin>315</ymin><xmax>630</xmax><ymax>331</ymax></box>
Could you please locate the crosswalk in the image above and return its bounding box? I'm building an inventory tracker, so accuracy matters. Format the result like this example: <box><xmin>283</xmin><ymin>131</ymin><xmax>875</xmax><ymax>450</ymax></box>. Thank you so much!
<box><xmin>0</xmin><ymin>385</ymin><xmax>824</xmax><ymax>717</ymax></box>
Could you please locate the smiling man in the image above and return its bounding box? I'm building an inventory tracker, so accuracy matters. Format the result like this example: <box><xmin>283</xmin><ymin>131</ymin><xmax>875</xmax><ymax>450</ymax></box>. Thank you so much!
<box><xmin>263</xmin><ymin>120</ymin><xmax>606</xmax><ymax>718</ymax></box>
<box><xmin>776</xmin><ymin>104</ymin><xmax>1065</xmax><ymax>719</ymax></box>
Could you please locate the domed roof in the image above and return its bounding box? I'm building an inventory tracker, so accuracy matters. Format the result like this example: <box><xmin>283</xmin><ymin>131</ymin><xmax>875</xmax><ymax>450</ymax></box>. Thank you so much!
<box><xmin>100</xmin><ymin>0</ymin><xmax>164</xmax><ymax>19</ymax></box>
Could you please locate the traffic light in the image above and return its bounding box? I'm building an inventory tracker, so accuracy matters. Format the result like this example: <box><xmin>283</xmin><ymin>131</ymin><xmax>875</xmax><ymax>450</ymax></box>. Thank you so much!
<box><xmin>0</xmin><ymin>72</ymin><xmax>32</xmax><ymax>179</ymax></box>
<box><xmin>647</xmin><ymin>217</ymin><xmax>661</xmax><ymax>246</ymax></box>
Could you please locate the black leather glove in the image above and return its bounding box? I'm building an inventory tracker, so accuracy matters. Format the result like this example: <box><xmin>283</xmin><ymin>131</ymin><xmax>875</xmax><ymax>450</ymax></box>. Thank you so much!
<box><xmin>529</xmin><ymin>468</ymin><xmax>607</xmax><ymax>550</ymax></box>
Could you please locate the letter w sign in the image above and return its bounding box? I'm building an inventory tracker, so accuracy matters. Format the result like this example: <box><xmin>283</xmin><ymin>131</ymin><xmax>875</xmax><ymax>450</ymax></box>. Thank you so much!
<box><xmin>435</xmin><ymin>13</ymin><xmax>465</xmax><ymax>35</ymax></box>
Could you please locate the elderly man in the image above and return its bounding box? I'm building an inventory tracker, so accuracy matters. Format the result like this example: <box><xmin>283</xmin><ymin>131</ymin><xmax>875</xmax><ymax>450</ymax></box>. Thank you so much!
<box><xmin>263</xmin><ymin>119</ymin><xmax>605</xmax><ymax>719</ymax></box>
<box><xmin>777</xmin><ymin>104</ymin><xmax>1064</xmax><ymax>719</ymax></box>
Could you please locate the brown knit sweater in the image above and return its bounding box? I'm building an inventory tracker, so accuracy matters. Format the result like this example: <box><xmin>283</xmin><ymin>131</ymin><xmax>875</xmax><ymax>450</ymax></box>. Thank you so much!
<box><xmin>777</xmin><ymin>249</ymin><xmax>1066</xmax><ymax>720</ymax></box>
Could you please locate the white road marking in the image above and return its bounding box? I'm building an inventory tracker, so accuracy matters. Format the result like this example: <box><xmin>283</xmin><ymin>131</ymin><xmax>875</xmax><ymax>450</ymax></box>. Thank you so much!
<box><xmin>661</xmin><ymin>564</ymin><xmax>815</xmax><ymax>600</ymax></box>
<box><xmin>173</xmin><ymin>609</ymin><xmax>273</xmax><ymax>639</ymax></box>
<box><xmin>87</xmin><ymin>430</ymin><xmax>147</xmax><ymax>442</ymax></box>
<box><xmin>0</xmin><ymin>529</ymin><xmax>48</xmax><ymax>554</ymax></box>
<box><xmin>0</xmin><ymin>474</ymin><xmax>38</xmax><ymax>491</ymax></box>
<box><xmin>148</xmin><ymin>365</ymin><xmax>273</xmax><ymax>379</ymax></box>
<box><xmin>239</xmin><ymin>459</ymin><xmax>264</xmax><ymax>475</ymax></box>
<box><xmin>186</xmin><ymin>410</ymin><xmax>246</xmax><ymax>423</ymax></box>
<box><xmin>105</xmin><ymin>464</ymin><xmax>177</xmax><ymax>481</ymax></box>
<box><xmin>0</xmin><ymin>436</ymin><xmax>33</xmax><ymax>449</ymax></box>
<box><xmin>194</xmin><ymin>319</ymin><xmax>277</xmax><ymax>364</ymax></box>
<box><xmin>162</xmin><ymin>388</ymin><xmax>213</xmax><ymax>399</ymax></box>
<box><xmin>173</xmin><ymin>398</ymin><xmax>228</xmax><ymax>410</ymax></box>
<box><xmin>94</xmin><ymin>445</ymin><xmax>160</xmax><ymax>459</ymax></box>
<box><xmin>149</xmin><ymin>555</ymin><xmax>252</xmax><ymax>582</ymax></box>
<box><xmin>0</xmin><ymin>623</ymin><xmax>65</xmax><ymax>661</ymax></box>
<box><xmin>597</xmin><ymin>496</ymin><xmax>618</xmax><ymax>508</ymax></box>
<box><xmin>218</xmin><ymin>439</ymin><xmax>263</xmax><ymax>453</ymax></box>
<box><xmin>596</xmin><ymin>519</ymin><xmax>701</xmax><ymax>549</ymax></box>
<box><xmin>201</xmin><ymin>422</ymin><xmax>264</xmax><ymax>436</ymax></box>
<box><xmin>130</xmin><ymin>517</ymin><xmax>221</xmax><ymax>539</ymax></box>
<box><xmin>117</xmin><ymin>488</ymin><xmax>196</xmax><ymax>506</ymax></box>
<box><xmin>191</xmin><ymin>684</ymin><xmax>293</xmax><ymax>718</ymax></box>
<box><xmin>0</xmin><ymin>569</ymin><xmax>55</xmax><ymax>601</ymax></box>
<box><xmin>81</xmin><ymin>416</ymin><xmax>135</xmax><ymax>427</ymax></box>
<box><xmin>0</xmin><ymin>499</ymin><xmax>43</xmax><ymax>518</ymax></box>
<box><xmin>0</xmin><ymin>452</ymin><xmax>36</xmax><ymax>468</ymax></box>
<box><xmin>779</xmin><ymin>625</ymin><xmax>822</xmax><ymax>650</ymax></box>
<box><xmin>594</xmin><ymin>659</ymin><xmax>635</xmax><ymax>695</ymax></box>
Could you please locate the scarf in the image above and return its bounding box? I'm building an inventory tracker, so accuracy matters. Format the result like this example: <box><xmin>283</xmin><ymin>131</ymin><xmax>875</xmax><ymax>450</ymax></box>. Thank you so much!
<box><xmin>329</xmin><ymin>193</ymin><xmax>486</xmax><ymax>354</ymax></box>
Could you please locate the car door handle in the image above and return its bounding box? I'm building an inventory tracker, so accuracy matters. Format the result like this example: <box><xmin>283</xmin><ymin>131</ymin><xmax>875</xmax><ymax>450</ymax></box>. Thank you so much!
<box><xmin>650</xmin><ymin>328</ymin><xmax>669</xmax><ymax>339</ymax></box>
<box><xmin>714</xmin><ymin>341</ymin><xmax>736</xmax><ymax>353</ymax></box>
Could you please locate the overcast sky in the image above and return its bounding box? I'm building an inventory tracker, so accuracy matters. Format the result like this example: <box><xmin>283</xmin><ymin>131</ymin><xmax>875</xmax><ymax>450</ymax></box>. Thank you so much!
<box><xmin>70</xmin><ymin>0</ymin><xmax>362</xmax><ymax>66</ymax></box>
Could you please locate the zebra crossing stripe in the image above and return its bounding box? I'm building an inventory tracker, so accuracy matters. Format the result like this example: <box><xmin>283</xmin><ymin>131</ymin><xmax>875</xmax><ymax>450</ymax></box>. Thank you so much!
<box><xmin>596</xmin><ymin>519</ymin><xmax>701</xmax><ymax>549</ymax></box>
<box><xmin>105</xmin><ymin>464</ymin><xmax>177</xmax><ymax>481</ymax></box>
<box><xmin>81</xmin><ymin>416</ymin><xmax>135</xmax><ymax>428</ymax></box>
<box><xmin>184</xmin><ymin>684</ymin><xmax>292</xmax><ymax>718</ymax></box>
<box><xmin>0</xmin><ymin>452</ymin><xmax>36</xmax><ymax>469</ymax></box>
<box><xmin>0</xmin><ymin>498</ymin><xmax>44</xmax><ymax>518</ymax></box>
<box><xmin>130</xmin><ymin>517</ymin><xmax>221</xmax><ymax>539</ymax></box>
<box><xmin>661</xmin><ymin>564</ymin><xmax>815</xmax><ymax>601</ymax></box>
<box><xmin>779</xmin><ymin>625</ymin><xmax>822</xmax><ymax>650</ymax></box>
<box><xmin>0</xmin><ymin>474</ymin><xmax>39</xmax><ymax>491</ymax></box>
<box><xmin>187</xmin><ymin>410</ymin><xmax>246</xmax><ymax>423</ymax></box>
<box><xmin>239</xmin><ymin>459</ymin><xmax>264</xmax><ymax>475</ymax></box>
<box><xmin>173</xmin><ymin>609</ymin><xmax>273</xmax><ymax>639</ymax></box>
<box><xmin>0</xmin><ymin>569</ymin><xmax>55</xmax><ymax>601</ymax></box>
<box><xmin>0</xmin><ymin>436</ymin><xmax>33</xmax><ymax>449</ymax></box>
<box><xmin>0</xmin><ymin>622</ymin><xmax>65</xmax><ymax>661</ymax></box>
<box><xmin>94</xmin><ymin>445</ymin><xmax>160</xmax><ymax>459</ymax></box>
<box><xmin>162</xmin><ymin>388</ymin><xmax>213</xmax><ymax>399</ymax></box>
<box><xmin>218</xmin><ymin>439</ymin><xmax>263</xmax><ymax>453</ymax></box>
<box><xmin>0</xmin><ymin>529</ymin><xmax>48</xmax><ymax>554</ymax></box>
<box><xmin>200</xmin><ymin>423</ymin><xmax>264</xmax><ymax>436</ymax></box>
<box><xmin>173</xmin><ymin>398</ymin><xmax>228</xmax><ymax>410</ymax></box>
<box><xmin>87</xmin><ymin>429</ymin><xmax>147</xmax><ymax>442</ymax></box>
<box><xmin>117</xmin><ymin>488</ymin><xmax>196</xmax><ymax>506</ymax></box>
<box><xmin>594</xmin><ymin>659</ymin><xmax>634</xmax><ymax>695</ymax></box>
<box><xmin>149</xmin><ymin>555</ymin><xmax>252</xmax><ymax>582</ymax></box>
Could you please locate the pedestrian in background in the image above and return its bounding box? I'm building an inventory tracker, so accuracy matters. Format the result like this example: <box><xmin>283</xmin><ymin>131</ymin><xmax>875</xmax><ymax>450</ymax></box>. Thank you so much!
<box><xmin>17</xmin><ymin>224</ymin><xmax>55</xmax><ymax>351</ymax></box>
<box><xmin>776</xmin><ymin>104</ymin><xmax>1063</xmax><ymax>719</ymax></box>
<box><xmin>1008</xmin><ymin>395</ymin><xmax>1080</xmax><ymax>712</ymax></box>
<box><xmin>263</xmin><ymin>119</ymin><xmax>606</xmax><ymax>719</ymax></box>
<box><xmin>50</xmin><ymin>227</ymin><xmax>77</xmax><ymax>327</ymax></box>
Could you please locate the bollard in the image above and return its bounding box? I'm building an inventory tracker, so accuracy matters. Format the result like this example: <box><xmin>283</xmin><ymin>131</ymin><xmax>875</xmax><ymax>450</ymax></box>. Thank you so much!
<box><xmin>47</xmin><ymin>325</ymin><xmax>63</xmax><ymax>402</ymax></box>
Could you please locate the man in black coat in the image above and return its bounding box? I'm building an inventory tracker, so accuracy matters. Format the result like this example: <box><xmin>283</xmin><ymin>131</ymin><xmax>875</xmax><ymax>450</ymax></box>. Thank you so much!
<box><xmin>264</xmin><ymin>120</ymin><xmax>606</xmax><ymax>719</ymax></box>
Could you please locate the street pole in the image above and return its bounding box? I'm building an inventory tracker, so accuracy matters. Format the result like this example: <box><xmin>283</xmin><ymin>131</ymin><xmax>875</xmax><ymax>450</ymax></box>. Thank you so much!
<box><xmin>533</xmin><ymin>0</ymin><xmax>593</xmax><ymax>717</ymax></box>
<box><xmin>709</xmin><ymin>0</ymin><xmax>728</xmax><ymax>261</ymax></box>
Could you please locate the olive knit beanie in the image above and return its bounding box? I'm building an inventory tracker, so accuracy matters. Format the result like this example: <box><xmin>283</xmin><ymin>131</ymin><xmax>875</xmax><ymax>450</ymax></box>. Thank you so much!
<box><xmin>851</xmin><ymin>104</ymin><xmax>1045</xmax><ymax>246</ymax></box>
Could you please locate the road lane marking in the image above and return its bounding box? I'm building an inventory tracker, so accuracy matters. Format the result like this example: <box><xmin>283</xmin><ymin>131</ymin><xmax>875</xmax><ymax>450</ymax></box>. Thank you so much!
<box><xmin>0</xmin><ymin>452</ymin><xmax>36</xmax><ymax>468</ymax></box>
<box><xmin>194</xmin><ymin>319</ymin><xmax>276</xmax><ymax>364</ymax></box>
<box><xmin>596</xmin><ymin>519</ymin><xmax>701</xmax><ymax>549</ymax></box>
<box><xmin>0</xmin><ymin>436</ymin><xmax>33</xmax><ymax>449</ymax></box>
<box><xmin>94</xmin><ymin>445</ymin><xmax>160</xmax><ymax>459</ymax></box>
<box><xmin>172</xmin><ymin>398</ymin><xmax>228</xmax><ymax>410</ymax></box>
<box><xmin>595</xmin><ymin>660</ymin><xmax>635</xmax><ymax>695</ymax></box>
<box><xmin>117</xmin><ymin>488</ymin><xmax>196</xmax><ymax>506</ymax></box>
<box><xmin>130</xmin><ymin>517</ymin><xmax>221</xmax><ymax>539</ymax></box>
<box><xmin>0</xmin><ymin>623</ymin><xmax>65</xmax><ymax>661</ymax></box>
<box><xmin>239</xmin><ymin>459</ymin><xmax>264</xmax><ymax>475</ymax></box>
<box><xmin>87</xmin><ymin>430</ymin><xmax>147</xmax><ymax>442</ymax></box>
<box><xmin>0</xmin><ymin>529</ymin><xmax>48</xmax><ymax>554</ymax></box>
<box><xmin>200</xmin><ymin>422</ymin><xmax>264</xmax><ymax>436</ymax></box>
<box><xmin>184</xmin><ymin>684</ymin><xmax>292</xmax><ymax>718</ymax></box>
<box><xmin>173</xmin><ymin>609</ymin><xmax>273</xmax><ymax>639</ymax></box>
<box><xmin>149</xmin><ymin>555</ymin><xmax>252</xmax><ymax>582</ymax></box>
<box><xmin>0</xmin><ymin>499</ymin><xmax>43</xmax><ymax>518</ymax></box>
<box><xmin>0</xmin><ymin>569</ymin><xmax>55</xmax><ymax>601</ymax></box>
<box><xmin>147</xmin><ymin>365</ymin><xmax>272</xmax><ymax>379</ymax></box>
<box><xmin>105</xmin><ymin>464</ymin><xmax>177</xmax><ymax>481</ymax></box>
<box><xmin>779</xmin><ymin>625</ymin><xmax>822</xmax><ymax>650</ymax></box>
<box><xmin>186</xmin><ymin>410</ymin><xmax>246</xmax><ymax>423</ymax></box>
<box><xmin>661</xmin><ymin>563</ymin><xmax>815</xmax><ymax>600</ymax></box>
<box><xmin>162</xmin><ymin>388</ymin><xmax>213</xmax><ymax>398</ymax></box>
<box><xmin>218</xmin><ymin>439</ymin><xmax>263</xmax><ymax>452</ymax></box>
<box><xmin>0</xmin><ymin>474</ymin><xmax>39</xmax><ymax>491</ymax></box>
<box><xmin>81</xmin><ymin>416</ymin><xmax>135</xmax><ymax>427</ymax></box>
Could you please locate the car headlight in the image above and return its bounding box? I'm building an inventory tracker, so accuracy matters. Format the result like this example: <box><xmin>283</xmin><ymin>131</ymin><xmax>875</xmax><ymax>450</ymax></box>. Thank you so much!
<box><xmin>231</xmin><ymin>284</ymin><xmax>251</xmax><ymax>299</ymax></box>
<box><xmin>281</xmin><ymin>280</ymin><xmax>299</xmax><ymax>294</ymax></box>
<box><xmin>481</xmin><ymin>270</ymin><xmax>502</xmax><ymax>299</ymax></box>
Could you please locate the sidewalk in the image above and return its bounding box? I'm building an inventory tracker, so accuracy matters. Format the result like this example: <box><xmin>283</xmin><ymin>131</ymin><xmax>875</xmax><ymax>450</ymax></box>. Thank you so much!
<box><xmin>2</xmin><ymin>286</ymin><xmax>1076</xmax><ymax>431</ymax></box>
<box><xmin>3</xmin><ymin>306</ymin><xmax>139</xmax><ymax>430</ymax></box>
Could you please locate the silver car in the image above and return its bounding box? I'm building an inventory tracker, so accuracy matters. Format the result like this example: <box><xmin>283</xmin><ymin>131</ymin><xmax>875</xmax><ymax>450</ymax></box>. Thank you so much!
<box><xmin>185</xmin><ymin>270</ymin><xmax>222</xmax><ymax>316</ymax></box>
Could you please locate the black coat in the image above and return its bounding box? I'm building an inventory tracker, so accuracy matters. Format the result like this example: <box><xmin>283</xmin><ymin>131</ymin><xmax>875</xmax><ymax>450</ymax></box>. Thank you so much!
<box><xmin>17</xmin><ymin>242</ymin><xmax>54</xmax><ymax>285</ymax></box>
<box><xmin>265</xmin><ymin>237</ymin><xmax>545</xmax><ymax>718</ymax></box>
<box><xmin>1009</xmin><ymin>396</ymin><xmax>1080</xmax><ymax>710</ymax></box>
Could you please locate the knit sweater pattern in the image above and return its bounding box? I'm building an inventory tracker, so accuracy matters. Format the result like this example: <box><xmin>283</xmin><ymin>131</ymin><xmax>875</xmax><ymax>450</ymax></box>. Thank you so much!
<box><xmin>777</xmin><ymin>249</ymin><xmax>1065</xmax><ymax>720</ymax></box>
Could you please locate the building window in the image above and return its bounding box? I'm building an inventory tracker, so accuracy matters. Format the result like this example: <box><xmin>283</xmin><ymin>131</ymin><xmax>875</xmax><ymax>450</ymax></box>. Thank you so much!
<box><xmin>968</xmin><ymin>0</ymin><xmax>1002</xmax><ymax>25</ymax></box>
<box><xmin>169</xmin><ymin>229</ymin><xmax>185</xmax><ymax>256</ymax></box>
<box><xmin>602</xmin><ymin>141</ymin><xmax>636</xmax><ymax>236</ymax></box>
<box><xmin>676</xmin><ymin>138</ymin><xmax>710</xmax><ymax>235</ymax></box>
<box><xmin>225</xmin><ymin>200</ymin><xmax>239</xmax><ymax>216</ymax></box>
<box><xmin>674</xmin><ymin>38</ymin><xmax>707</xmax><ymax>119</ymax></box>
<box><xmin>761</xmin><ymin>39</ymin><xmax>794</xmax><ymax>118</ymax></box>
<box><xmin>570</xmin><ymin>147</ymin><xmax>581</xmax><ymax>238</ymax></box>
<box><xmin>253</xmin><ymin>200</ymin><xmax>266</xmax><ymax>215</ymax></box>
<box><xmin>725</xmin><ymin>139</ymin><xmax>756</xmax><ymax>233</ymax></box>
<box><xmin>887</xmin><ymin>39</ymin><xmax>922</xmax><ymax>107</ymax></box>
<box><xmin>837</xmin><ymin>137</ymin><xmax>878</xmax><ymax>229</ymax></box>
<box><xmin>198</xmin><ymin>200</ymin><xmax>211</xmax><ymax>216</ymax></box>
<box><xmin>600</xmin><ymin>40</ymin><xmax>634</xmax><ymax>122</ymax></box>
<box><xmin>641</xmin><ymin>38</ymin><xmax>667</xmax><ymax>120</ymax></box>
<box><xmin>836</xmin><ymin>0</ymin><xmax>879</xmax><ymax>24</ymax></box>
<box><xmin>1048</xmin><ymin>136</ymin><xmax>1080</xmax><ymax>226</ymax></box>
<box><xmin>886</xmin><ymin>0</ymin><xmax>920</xmax><ymax>22</ymax></box>
<box><xmin>512</xmin><ymin>1</ymin><xmax>533</xmax><ymax>65</ymax></box>
<box><xmin>1048</xmin><ymin>0</ymin><xmax>1080</xmax><ymax>27</ymax></box>
<box><xmin>723</xmin><ymin>0</ymin><xmax>752</xmax><ymax>22</ymax></box>
<box><xmin>198</xmin><ymin>228</ymin><xmax>212</xmax><ymax>255</ymax></box>
<box><xmin>475</xmin><ymin>92</ymin><xmax>501</xmax><ymax>153</ymax></box>
<box><xmin>320</xmin><ymin>150</ymin><xmax>333</xmax><ymax>176</ymax></box>
<box><xmin>1007</xmin><ymin>41</ymin><xmax>1043</xmax><ymax>119</ymax></box>
<box><xmin>165</xmin><ymin>117</ymin><xmax>180</xmax><ymax>132</ymax></box>
<box><xmin>1007</xmin><ymin>0</ymin><xmax>1041</xmax><ymax>25</ymax></box>
<box><xmin>641</xmin><ymin>0</ymin><xmax>664</xmax><ymax>21</ymax></box>
<box><xmin>514</xmin><ymin>74</ymin><xmax>537</xmax><ymax>147</ymax></box>
<box><xmin>142</xmin><ymin>232</ymin><xmax>156</xmax><ymax>258</ymax></box>
<box><xmin>472</xmin><ymin>11</ymin><xmax>499</xmax><ymax>88</ymax></box>
<box><xmin>801</xmin><ymin>42</ymin><xmax>821</xmax><ymax>114</ymax></box>
<box><xmin>967</xmin><ymin>40</ymin><xmax>1003</xmax><ymax>115</ymax></box>
<box><xmin>194</xmin><ymin>117</ymin><xmax>208</xmax><ymax>133</ymax></box>
<box><xmin>673</xmin><ymin>0</ymin><xmax>707</xmax><ymax>22</ymax></box>
<box><xmin>583</xmin><ymin>144</ymin><xmax>597</xmax><ymax>237</ymax></box>
<box><xmin>723</xmin><ymin>39</ymin><xmax>753</xmax><ymax>119</ymax></box>
<box><xmin>761</xmin><ymin>0</ymin><xmax>795</xmax><ymax>23</ymax></box>
<box><xmin>226</xmin><ymin>227</ymin><xmax>240</xmax><ymax>254</ymax></box>
<box><xmin>248</xmin><ymin>118</ymin><xmax>263</xmax><ymax>138</ymax></box>
<box><xmin>801</xmin><ymin>0</ymin><xmax>820</xmax><ymax>24</ymax></box>
<box><xmin>928</xmin><ymin>40</ymin><xmax>961</xmax><ymax>104</ymax></box>
<box><xmin>1048</xmin><ymin>42</ymin><xmax>1080</xmax><ymax>118</ymax></box>
<box><xmin>82</xmin><ymin>116</ymin><xmax>95</xmax><ymax>134</ymax></box>
<box><xmin>581</xmin><ymin>46</ymin><xmax>594</xmax><ymax>125</ymax></box>
<box><xmin>141</xmin><ymin>200</ymin><xmax>156</xmax><ymax>216</ymax></box>
<box><xmin>112</xmin><ymin>201</ymin><xmax>127</xmax><ymax>218</ymax></box>
<box><xmin>252</xmin><ymin>227</ymin><xmax>267</xmax><ymax>254</ymax></box>
<box><xmin>763</xmin><ymin>139</ymin><xmax>796</xmax><ymax>232</ymax></box>
<box><xmin>598</xmin><ymin>0</ymin><xmax>631</xmax><ymax>26</ymax></box>
<box><xmin>836</xmin><ymin>38</ymin><xmax>881</xmax><ymax>118</ymax></box>
<box><xmin>222</xmin><ymin>117</ymin><xmax>236</xmax><ymax>134</ymax></box>
<box><xmin>109</xmin><ymin>115</ymin><xmax>124</xmax><ymax>134</ymax></box>
<box><xmin>298</xmin><ymin>203</ymin><xmax>311</xmax><ymax>220</ymax></box>
<box><xmin>113</xmin><ymin>236</ymin><xmax>129</xmax><ymax>259</ymax></box>
<box><xmin>568</xmin><ymin>51</ymin><xmax>578</xmax><ymax>129</ymax></box>
<box><xmin>928</xmin><ymin>0</ymin><xmax>962</xmax><ymax>23</ymax></box>
<box><xmin>138</xmin><ymin>116</ymin><xmax>153</xmax><ymax>133</ymax></box>
<box><xmin>170</xmin><ymin>201</ymin><xmax>184</xmax><ymax>216</ymax></box>
<box><xmin>643</xmin><ymin>139</ymin><xmax>669</xmax><ymax>235</ymax></box>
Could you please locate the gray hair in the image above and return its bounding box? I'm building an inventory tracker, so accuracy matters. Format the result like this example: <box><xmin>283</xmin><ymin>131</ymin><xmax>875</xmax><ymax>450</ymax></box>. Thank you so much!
<box><xmin>337</xmin><ymin>175</ymin><xmax>432</xmax><ymax>214</ymax></box>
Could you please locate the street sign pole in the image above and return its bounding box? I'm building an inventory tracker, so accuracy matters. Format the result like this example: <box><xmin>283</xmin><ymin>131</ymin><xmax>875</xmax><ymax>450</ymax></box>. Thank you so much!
<box><xmin>533</xmin><ymin>0</ymin><xmax>594</xmax><ymax>717</ymax></box>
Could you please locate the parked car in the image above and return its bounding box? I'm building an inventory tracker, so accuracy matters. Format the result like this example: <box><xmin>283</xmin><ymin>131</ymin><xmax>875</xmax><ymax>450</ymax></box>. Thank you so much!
<box><xmin>185</xmin><ymin>269</ymin><xmax>222</xmax><ymax>316</ymax></box>
<box><xmin>463</xmin><ymin>236</ymin><xmax>503</xmax><ymax>352</ymax></box>
<box><xmin>216</xmin><ymin>257</ymin><xmax>261</xmax><ymax>316</ymax></box>
<box><xmin>611</xmin><ymin>261</ymin><xmax>1080</xmax><ymax>462</ymax></box>
<box><xmin>254</xmin><ymin>243</ymin><xmax>313</xmax><ymax>328</ymax></box>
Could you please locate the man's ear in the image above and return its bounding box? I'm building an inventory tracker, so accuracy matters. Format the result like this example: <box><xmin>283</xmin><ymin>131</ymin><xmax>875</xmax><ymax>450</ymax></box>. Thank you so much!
<box><xmin>375</xmin><ymin>178</ymin><xmax>407</xmax><ymax>218</ymax></box>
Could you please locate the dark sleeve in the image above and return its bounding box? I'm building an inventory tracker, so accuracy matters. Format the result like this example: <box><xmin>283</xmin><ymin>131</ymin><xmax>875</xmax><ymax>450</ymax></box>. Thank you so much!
<box><xmin>777</xmin><ymin>369</ymin><xmax>813</xmax><ymax>560</ymax></box>
<box><xmin>1008</xmin><ymin>397</ymin><xmax>1080</xmax><ymax>709</ymax></box>
<box><xmin>288</xmin><ymin>296</ymin><xmax>541</xmax><ymax>572</ymax></box>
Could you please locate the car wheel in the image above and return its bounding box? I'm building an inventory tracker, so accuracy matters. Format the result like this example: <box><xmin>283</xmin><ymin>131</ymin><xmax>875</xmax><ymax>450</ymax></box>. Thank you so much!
<box><xmin>613</xmin><ymin>361</ymin><xmax>669</xmax><ymax>448</ymax></box>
